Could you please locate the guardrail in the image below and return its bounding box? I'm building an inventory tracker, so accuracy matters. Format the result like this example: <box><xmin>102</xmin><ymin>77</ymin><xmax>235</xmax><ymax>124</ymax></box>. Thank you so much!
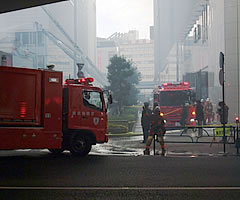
<box><xmin>151</xmin><ymin>124</ymin><xmax>239</xmax><ymax>155</ymax></box>
<box><xmin>108</xmin><ymin>120</ymin><xmax>136</xmax><ymax>134</ymax></box>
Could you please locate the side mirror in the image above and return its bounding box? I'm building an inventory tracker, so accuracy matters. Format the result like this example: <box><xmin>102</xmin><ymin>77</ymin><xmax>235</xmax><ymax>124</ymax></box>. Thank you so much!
<box><xmin>191</xmin><ymin>91</ymin><xmax>196</xmax><ymax>103</ymax></box>
<box><xmin>108</xmin><ymin>94</ymin><xmax>113</xmax><ymax>104</ymax></box>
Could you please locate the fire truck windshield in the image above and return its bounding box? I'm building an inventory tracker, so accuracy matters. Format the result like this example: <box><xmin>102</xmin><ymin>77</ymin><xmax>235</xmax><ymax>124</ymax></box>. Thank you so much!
<box><xmin>160</xmin><ymin>91</ymin><xmax>191</xmax><ymax>106</ymax></box>
<box><xmin>83</xmin><ymin>91</ymin><xmax>103</xmax><ymax>111</ymax></box>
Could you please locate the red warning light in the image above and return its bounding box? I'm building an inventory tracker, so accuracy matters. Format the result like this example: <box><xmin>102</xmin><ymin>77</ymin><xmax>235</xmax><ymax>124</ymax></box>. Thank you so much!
<box><xmin>162</xmin><ymin>83</ymin><xmax>171</xmax><ymax>87</ymax></box>
<box><xmin>236</xmin><ymin>117</ymin><xmax>239</xmax><ymax>123</ymax></box>
<box><xmin>182</xmin><ymin>82</ymin><xmax>189</xmax><ymax>86</ymax></box>
<box><xmin>78</xmin><ymin>78</ymin><xmax>86</xmax><ymax>83</ymax></box>
<box><xmin>20</xmin><ymin>102</ymin><xmax>27</xmax><ymax>118</ymax></box>
<box><xmin>65</xmin><ymin>77</ymin><xmax>94</xmax><ymax>85</ymax></box>
<box><xmin>86</xmin><ymin>77</ymin><xmax>94</xmax><ymax>83</ymax></box>
<box><xmin>77</xmin><ymin>77</ymin><xmax>94</xmax><ymax>84</ymax></box>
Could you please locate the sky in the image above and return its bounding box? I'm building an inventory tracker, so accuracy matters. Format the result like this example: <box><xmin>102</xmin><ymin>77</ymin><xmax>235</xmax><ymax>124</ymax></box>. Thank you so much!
<box><xmin>96</xmin><ymin>0</ymin><xmax>153</xmax><ymax>39</ymax></box>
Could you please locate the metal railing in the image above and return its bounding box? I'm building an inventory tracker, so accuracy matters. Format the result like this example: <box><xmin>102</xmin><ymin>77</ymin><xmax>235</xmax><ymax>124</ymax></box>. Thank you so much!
<box><xmin>152</xmin><ymin>124</ymin><xmax>239</xmax><ymax>155</ymax></box>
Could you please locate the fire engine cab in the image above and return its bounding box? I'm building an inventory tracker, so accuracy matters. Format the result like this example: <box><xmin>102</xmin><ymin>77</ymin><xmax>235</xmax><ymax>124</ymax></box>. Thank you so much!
<box><xmin>153</xmin><ymin>82</ymin><xmax>196</xmax><ymax>129</ymax></box>
<box><xmin>0</xmin><ymin>66</ymin><xmax>112</xmax><ymax>156</ymax></box>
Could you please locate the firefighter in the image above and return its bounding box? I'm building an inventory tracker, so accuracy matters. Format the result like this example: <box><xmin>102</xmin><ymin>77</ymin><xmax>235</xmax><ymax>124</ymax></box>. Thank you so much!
<box><xmin>204</xmin><ymin>98</ymin><xmax>213</xmax><ymax>124</ymax></box>
<box><xmin>217</xmin><ymin>101</ymin><xmax>229</xmax><ymax>125</ymax></box>
<box><xmin>201</xmin><ymin>99</ymin><xmax>207</xmax><ymax>124</ymax></box>
<box><xmin>153</xmin><ymin>102</ymin><xmax>158</xmax><ymax>109</ymax></box>
<box><xmin>180</xmin><ymin>102</ymin><xmax>189</xmax><ymax>134</ymax></box>
<box><xmin>217</xmin><ymin>101</ymin><xmax>229</xmax><ymax>143</ymax></box>
<box><xmin>141</xmin><ymin>102</ymin><xmax>152</xmax><ymax>143</ymax></box>
<box><xmin>196</xmin><ymin>100</ymin><xmax>204</xmax><ymax>136</ymax></box>
<box><xmin>143</xmin><ymin>106</ymin><xmax>166</xmax><ymax>156</ymax></box>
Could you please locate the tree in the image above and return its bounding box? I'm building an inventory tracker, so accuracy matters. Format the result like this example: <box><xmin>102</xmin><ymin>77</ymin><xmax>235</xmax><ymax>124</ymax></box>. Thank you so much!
<box><xmin>107</xmin><ymin>55</ymin><xmax>140</xmax><ymax>115</ymax></box>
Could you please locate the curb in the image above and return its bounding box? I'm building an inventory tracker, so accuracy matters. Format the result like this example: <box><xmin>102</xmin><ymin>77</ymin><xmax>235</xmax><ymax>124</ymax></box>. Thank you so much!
<box><xmin>107</xmin><ymin>132</ymin><xmax>143</xmax><ymax>137</ymax></box>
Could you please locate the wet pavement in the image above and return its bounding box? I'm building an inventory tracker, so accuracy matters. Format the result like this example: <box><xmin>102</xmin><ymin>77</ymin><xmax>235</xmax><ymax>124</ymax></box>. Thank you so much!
<box><xmin>91</xmin><ymin>111</ymin><xmax>238</xmax><ymax>157</ymax></box>
<box><xmin>91</xmin><ymin>133</ymin><xmax>238</xmax><ymax>157</ymax></box>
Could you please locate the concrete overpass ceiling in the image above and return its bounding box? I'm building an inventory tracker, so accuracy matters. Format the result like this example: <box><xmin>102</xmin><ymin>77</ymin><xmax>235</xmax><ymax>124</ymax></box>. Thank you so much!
<box><xmin>180</xmin><ymin>0</ymin><xmax>209</xmax><ymax>41</ymax></box>
<box><xmin>0</xmin><ymin>0</ymin><xmax>68</xmax><ymax>14</ymax></box>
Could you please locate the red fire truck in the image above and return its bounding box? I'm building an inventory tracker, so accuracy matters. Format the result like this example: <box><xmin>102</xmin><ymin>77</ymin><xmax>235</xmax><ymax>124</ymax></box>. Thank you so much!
<box><xmin>0</xmin><ymin>66</ymin><xmax>112</xmax><ymax>156</ymax></box>
<box><xmin>153</xmin><ymin>82</ymin><xmax>196</xmax><ymax>129</ymax></box>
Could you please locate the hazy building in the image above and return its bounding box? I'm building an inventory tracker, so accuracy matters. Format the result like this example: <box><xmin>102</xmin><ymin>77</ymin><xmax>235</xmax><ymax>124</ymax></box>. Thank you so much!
<box><xmin>0</xmin><ymin>0</ymin><xmax>97</xmax><ymax>81</ymax></box>
<box><xmin>97</xmin><ymin>30</ymin><xmax>155</xmax><ymax>83</ymax></box>
<box><xmin>96</xmin><ymin>38</ymin><xmax>119</xmax><ymax>74</ymax></box>
<box><xmin>153</xmin><ymin>0</ymin><xmax>240</xmax><ymax>122</ymax></box>
<box><xmin>153</xmin><ymin>0</ymin><xmax>197</xmax><ymax>83</ymax></box>
<box><xmin>223</xmin><ymin>0</ymin><xmax>240</xmax><ymax>122</ymax></box>
<box><xmin>119</xmin><ymin>38</ymin><xmax>154</xmax><ymax>82</ymax></box>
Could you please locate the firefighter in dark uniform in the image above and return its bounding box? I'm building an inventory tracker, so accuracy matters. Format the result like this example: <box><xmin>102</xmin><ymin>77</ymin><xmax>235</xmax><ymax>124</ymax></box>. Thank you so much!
<box><xmin>217</xmin><ymin>101</ymin><xmax>229</xmax><ymax>125</ymax></box>
<box><xmin>144</xmin><ymin>106</ymin><xmax>166</xmax><ymax>156</ymax></box>
<box><xmin>141</xmin><ymin>102</ymin><xmax>152</xmax><ymax>143</ymax></box>
<box><xmin>196</xmin><ymin>100</ymin><xmax>204</xmax><ymax>136</ymax></box>
<box><xmin>217</xmin><ymin>101</ymin><xmax>229</xmax><ymax>142</ymax></box>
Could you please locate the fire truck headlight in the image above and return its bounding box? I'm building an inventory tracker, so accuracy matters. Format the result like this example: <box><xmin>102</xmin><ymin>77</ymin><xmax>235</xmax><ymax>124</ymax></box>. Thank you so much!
<box><xmin>190</xmin><ymin>118</ymin><xmax>195</xmax><ymax>122</ymax></box>
<box><xmin>192</xmin><ymin>111</ymin><xmax>196</xmax><ymax>115</ymax></box>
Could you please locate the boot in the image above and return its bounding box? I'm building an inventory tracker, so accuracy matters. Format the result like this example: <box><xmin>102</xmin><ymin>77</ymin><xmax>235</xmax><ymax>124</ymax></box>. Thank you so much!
<box><xmin>144</xmin><ymin>149</ymin><xmax>150</xmax><ymax>155</ymax></box>
<box><xmin>161</xmin><ymin>148</ymin><xmax>166</xmax><ymax>156</ymax></box>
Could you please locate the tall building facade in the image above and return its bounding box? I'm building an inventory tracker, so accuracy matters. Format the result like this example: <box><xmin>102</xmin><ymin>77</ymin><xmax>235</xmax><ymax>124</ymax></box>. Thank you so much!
<box><xmin>153</xmin><ymin>0</ymin><xmax>196</xmax><ymax>83</ymax></box>
<box><xmin>224</xmin><ymin>0</ymin><xmax>240</xmax><ymax>122</ymax></box>
<box><xmin>153</xmin><ymin>0</ymin><xmax>240</xmax><ymax>122</ymax></box>
<box><xmin>97</xmin><ymin>30</ymin><xmax>154</xmax><ymax>83</ymax></box>
<box><xmin>97</xmin><ymin>38</ymin><xmax>119</xmax><ymax>74</ymax></box>
<box><xmin>0</xmin><ymin>0</ymin><xmax>97</xmax><ymax>82</ymax></box>
<box><xmin>119</xmin><ymin>39</ymin><xmax>154</xmax><ymax>83</ymax></box>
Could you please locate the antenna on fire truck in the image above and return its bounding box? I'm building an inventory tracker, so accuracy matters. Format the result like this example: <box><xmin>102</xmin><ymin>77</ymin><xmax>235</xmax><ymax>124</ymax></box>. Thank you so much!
<box><xmin>77</xmin><ymin>63</ymin><xmax>85</xmax><ymax>78</ymax></box>
<box><xmin>46</xmin><ymin>64</ymin><xmax>55</xmax><ymax>70</ymax></box>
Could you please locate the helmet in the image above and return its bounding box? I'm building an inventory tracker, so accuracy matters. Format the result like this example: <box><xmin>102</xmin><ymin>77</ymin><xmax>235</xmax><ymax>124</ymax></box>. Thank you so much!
<box><xmin>153</xmin><ymin>102</ymin><xmax>158</xmax><ymax>109</ymax></box>
<box><xmin>154</xmin><ymin>106</ymin><xmax>160</xmax><ymax>114</ymax></box>
<box><xmin>144</xmin><ymin>102</ymin><xmax>149</xmax><ymax>108</ymax></box>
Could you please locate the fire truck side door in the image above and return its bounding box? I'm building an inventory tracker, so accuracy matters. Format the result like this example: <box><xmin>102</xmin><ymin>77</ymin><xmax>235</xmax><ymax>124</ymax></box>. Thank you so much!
<box><xmin>81</xmin><ymin>90</ymin><xmax>105</xmax><ymax>131</ymax></box>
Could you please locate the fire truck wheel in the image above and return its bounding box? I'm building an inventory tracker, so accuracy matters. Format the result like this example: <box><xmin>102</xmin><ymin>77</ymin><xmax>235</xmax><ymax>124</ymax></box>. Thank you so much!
<box><xmin>70</xmin><ymin>135</ymin><xmax>92</xmax><ymax>156</ymax></box>
<box><xmin>48</xmin><ymin>149</ymin><xmax>64</xmax><ymax>154</ymax></box>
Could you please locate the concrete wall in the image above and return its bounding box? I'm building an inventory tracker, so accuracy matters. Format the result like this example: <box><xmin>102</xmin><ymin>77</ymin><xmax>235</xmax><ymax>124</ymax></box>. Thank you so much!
<box><xmin>0</xmin><ymin>0</ymin><xmax>97</xmax><ymax>80</ymax></box>
<box><xmin>153</xmin><ymin>0</ymin><xmax>196</xmax><ymax>83</ymax></box>
<box><xmin>224</xmin><ymin>0</ymin><xmax>240</xmax><ymax>122</ymax></box>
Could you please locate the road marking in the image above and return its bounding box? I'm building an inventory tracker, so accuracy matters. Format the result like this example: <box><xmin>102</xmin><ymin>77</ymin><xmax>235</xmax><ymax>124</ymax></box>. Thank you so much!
<box><xmin>0</xmin><ymin>187</ymin><xmax>240</xmax><ymax>190</ymax></box>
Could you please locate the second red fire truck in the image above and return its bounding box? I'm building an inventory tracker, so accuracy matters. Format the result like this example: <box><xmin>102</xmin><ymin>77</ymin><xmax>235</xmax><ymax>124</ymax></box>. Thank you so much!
<box><xmin>0</xmin><ymin>66</ymin><xmax>112</xmax><ymax>156</ymax></box>
<box><xmin>153</xmin><ymin>82</ymin><xmax>196</xmax><ymax>129</ymax></box>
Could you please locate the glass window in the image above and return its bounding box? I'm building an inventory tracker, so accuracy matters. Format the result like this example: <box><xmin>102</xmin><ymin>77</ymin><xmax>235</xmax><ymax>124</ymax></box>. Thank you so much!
<box><xmin>82</xmin><ymin>90</ymin><xmax>103</xmax><ymax>111</ymax></box>
<box><xmin>37</xmin><ymin>32</ymin><xmax>44</xmax><ymax>46</ymax></box>
<box><xmin>160</xmin><ymin>91</ymin><xmax>191</xmax><ymax>106</ymax></box>
<box><xmin>22</xmin><ymin>32</ymin><xmax>29</xmax><ymax>45</ymax></box>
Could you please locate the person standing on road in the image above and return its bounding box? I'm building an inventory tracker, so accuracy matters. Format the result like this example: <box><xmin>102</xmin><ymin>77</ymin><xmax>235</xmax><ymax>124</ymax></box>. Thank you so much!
<box><xmin>217</xmin><ymin>101</ymin><xmax>229</xmax><ymax>142</ymax></box>
<box><xmin>153</xmin><ymin>102</ymin><xmax>158</xmax><ymax>110</ymax></box>
<box><xmin>180</xmin><ymin>102</ymin><xmax>189</xmax><ymax>134</ymax></box>
<box><xmin>201</xmin><ymin>99</ymin><xmax>207</xmax><ymax>125</ymax></box>
<box><xmin>196</xmin><ymin>100</ymin><xmax>204</xmax><ymax>136</ymax></box>
<box><xmin>144</xmin><ymin>106</ymin><xmax>166</xmax><ymax>156</ymax></box>
<box><xmin>141</xmin><ymin>102</ymin><xmax>152</xmax><ymax>143</ymax></box>
<box><xmin>204</xmin><ymin>98</ymin><xmax>213</xmax><ymax>124</ymax></box>
<box><xmin>217</xmin><ymin>101</ymin><xmax>229</xmax><ymax>125</ymax></box>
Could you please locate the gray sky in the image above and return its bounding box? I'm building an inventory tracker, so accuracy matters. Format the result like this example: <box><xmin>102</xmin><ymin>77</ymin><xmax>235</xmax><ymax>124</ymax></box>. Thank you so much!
<box><xmin>96</xmin><ymin>0</ymin><xmax>153</xmax><ymax>39</ymax></box>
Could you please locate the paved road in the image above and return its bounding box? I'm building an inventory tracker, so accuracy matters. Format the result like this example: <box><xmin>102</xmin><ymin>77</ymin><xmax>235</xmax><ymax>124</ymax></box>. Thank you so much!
<box><xmin>0</xmin><ymin>113</ymin><xmax>239</xmax><ymax>200</ymax></box>
<box><xmin>130</xmin><ymin>109</ymin><xmax>238</xmax><ymax>156</ymax></box>
<box><xmin>0</xmin><ymin>151</ymin><xmax>239</xmax><ymax>199</ymax></box>
<box><xmin>92</xmin><ymin>134</ymin><xmax>237</xmax><ymax>157</ymax></box>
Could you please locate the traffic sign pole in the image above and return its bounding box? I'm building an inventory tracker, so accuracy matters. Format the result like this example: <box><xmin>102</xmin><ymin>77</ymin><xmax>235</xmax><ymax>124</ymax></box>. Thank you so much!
<box><xmin>219</xmin><ymin>52</ymin><xmax>226</xmax><ymax>154</ymax></box>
